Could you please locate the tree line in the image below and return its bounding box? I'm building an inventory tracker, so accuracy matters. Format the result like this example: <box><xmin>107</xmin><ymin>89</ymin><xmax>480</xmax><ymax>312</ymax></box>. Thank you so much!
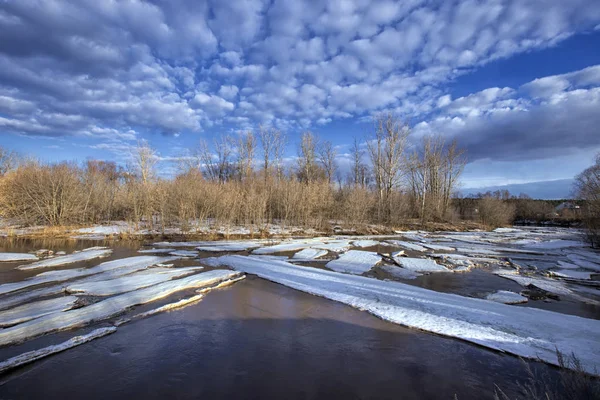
<box><xmin>6</xmin><ymin>113</ymin><xmax>586</xmax><ymax>233</ymax></box>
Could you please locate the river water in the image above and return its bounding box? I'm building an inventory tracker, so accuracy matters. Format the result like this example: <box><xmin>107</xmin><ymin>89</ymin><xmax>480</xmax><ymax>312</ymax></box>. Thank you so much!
<box><xmin>0</xmin><ymin>237</ymin><xmax>587</xmax><ymax>399</ymax></box>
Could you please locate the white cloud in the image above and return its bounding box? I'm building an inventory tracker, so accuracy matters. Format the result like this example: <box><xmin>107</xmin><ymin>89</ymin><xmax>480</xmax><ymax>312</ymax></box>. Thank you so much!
<box><xmin>0</xmin><ymin>0</ymin><xmax>599</xmax><ymax>146</ymax></box>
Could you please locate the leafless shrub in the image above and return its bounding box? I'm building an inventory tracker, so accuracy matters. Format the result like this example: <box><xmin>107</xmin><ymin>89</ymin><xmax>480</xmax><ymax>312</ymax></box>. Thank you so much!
<box><xmin>574</xmin><ymin>154</ymin><xmax>600</xmax><ymax>248</ymax></box>
<box><xmin>478</xmin><ymin>194</ymin><xmax>516</xmax><ymax>228</ymax></box>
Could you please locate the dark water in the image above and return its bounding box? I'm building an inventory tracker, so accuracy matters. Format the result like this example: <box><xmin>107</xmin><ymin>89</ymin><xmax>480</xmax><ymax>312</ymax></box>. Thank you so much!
<box><xmin>0</xmin><ymin>238</ymin><xmax>583</xmax><ymax>399</ymax></box>
<box><xmin>0</xmin><ymin>277</ymin><xmax>554</xmax><ymax>400</ymax></box>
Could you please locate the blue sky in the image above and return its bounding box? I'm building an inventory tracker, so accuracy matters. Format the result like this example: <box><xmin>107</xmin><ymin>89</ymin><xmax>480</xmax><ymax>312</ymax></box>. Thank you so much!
<box><xmin>1</xmin><ymin>0</ymin><xmax>600</xmax><ymax>197</ymax></box>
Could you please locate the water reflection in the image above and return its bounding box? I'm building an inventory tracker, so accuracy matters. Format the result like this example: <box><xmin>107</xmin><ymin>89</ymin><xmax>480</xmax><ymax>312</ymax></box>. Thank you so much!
<box><xmin>0</xmin><ymin>278</ymin><xmax>555</xmax><ymax>400</ymax></box>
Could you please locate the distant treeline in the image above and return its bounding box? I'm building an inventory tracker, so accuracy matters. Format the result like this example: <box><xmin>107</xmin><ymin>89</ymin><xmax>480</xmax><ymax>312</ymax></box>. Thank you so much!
<box><xmin>0</xmin><ymin>115</ymin><xmax>593</xmax><ymax>234</ymax></box>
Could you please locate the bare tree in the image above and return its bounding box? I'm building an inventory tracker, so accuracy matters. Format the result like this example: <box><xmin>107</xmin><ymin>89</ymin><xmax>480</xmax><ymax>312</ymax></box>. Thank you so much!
<box><xmin>0</xmin><ymin>146</ymin><xmax>18</xmax><ymax>176</ymax></box>
<box><xmin>133</xmin><ymin>140</ymin><xmax>157</xmax><ymax>185</ymax></box>
<box><xmin>367</xmin><ymin>113</ymin><xmax>410</xmax><ymax>221</ymax></box>
<box><xmin>408</xmin><ymin>136</ymin><xmax>466</xmax><ymax>223</ymax></box>
<box><xmin>235</xmin><ymin>130</ymin><xmax>256</xmax><ymax>181</ymax></box>
<box><xmin>318</xmin><ymin>140</ymin><xmax>337</xmax><ymax>184</ymax></box>
<box><xmin>198</xmin><ymin>136</ymin><xmax>234</xmax><ymax>183</ymax></box>
<box><xmin>258</xmin><ymin>125</ymin><xmax>285</xmax><ymax>181</ymax></box>
<box><xmin>350</xmin><ymin>138</ymin><xmax>367</xmax><ymax>187</ymax></box>
<box><xmin>574</xmin><ymin>153</ymin><xmax>600</xmax><ymax>247</ymax></box>
<box><xmin>297</xmin><ymin>131</ymin><xmax>320</xmax><ymax>183</ymax></box>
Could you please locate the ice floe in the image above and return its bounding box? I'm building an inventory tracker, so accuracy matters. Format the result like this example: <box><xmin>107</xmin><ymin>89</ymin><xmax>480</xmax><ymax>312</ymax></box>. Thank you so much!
<box><xmin>386</xmin><ymin>240</ymin><xmax>427</xmax><ymax>252</ymax></box>
<box><xmin>292</xmin><ymin>248</ymin><xmax>328</xmax><ymax>260</ymax></box>
<box><xmin>65</xmin><ymin>267</ymin><xmax>204</xmax><ymax>296</ymax></box>
<box><xmin>352</xmin><ymin>240</ymin><xmax>381</xmax><ymax>248</ymax></box>
<box><xmin>0</xmin><ymin>327</ymin><xmax>117</xmax><ymax>374</ymax></box>
<box><xmin>0</xmin><ymin>256</ymin><xmax>178</xmax><ymax>296</ymax></box>
<box><xmin>486</xmin><ymin>291</ymin><xmax>528</xmax><ymax>304</ymax></box>
<box><xmin>0</xmin><ymin>296</ymin><xmax>78</xmax><ymax>328</ymax></box>
<box><xmin>17</xmin><ymin>249</ymin><xmax>113</xmax><ymax>271</ymax></box>
<box><xmin>566</xmin><ymin>254</ymin><xmax>600</xmax><ymax>272</ymax></box>
<box><xmin>325</xmin><ymin>250</ymin><xmax>381</xmax><ymax>274</ymax></box>
<box><xmin>0</xmin><ymin>269</ymin><xmax>242</xmax><ymax>346</ymax></box>
<box><xmin>379</xmin><ymin>265</ymin><xmax>421</xmax><ymax>280</ymax></box>
<box><xmin>209</xmin><ymin>255</ymin><xmax>600</xmax><ymax>375</ymax></box>
<box><xmin>168</xmin><ymin>250</ymin><xmax>198</xmax><ymax>257</ymax></box>
<box><xmin>527</xmin><ymin>240</ymin><xmax>587</xmax><ymax>250</ymax></box>
<box><xmin>252</xmin><ymin>242</ymin><xmax>313</xmax><ymax>255</ymax></box>
<box><xmin>195</xmin><ymin>243</ymin><xmax>260</xmax><ymax>252</ymax></box>
<box><xmin>549</xmin><ymin>270</ymin><xmax>594</xmax><ymax>280</ymax></box>
<box><xmin>420</xmin><ymin>243</ymin><xmax>456</xmax><ymax>252</ymax></box>
<box><xmin>312</xmin><ymin>241</ymin><xmax>352</xmax><ymax>253</ymax></box>
<box><xmin>494</xmin><ymin>271</ymin><xmax>573</xmax><ymax>295</ymax></box>
<box><xmin>393</xmin><ymin>257</ymin><xmax>450</xmax><ymax>273</ymax></box>
<box><xmin>138</xmin><ymin>248</ymin><xmax>177</xmax><ymax>254</ymax></box>
<box><xmin>0</xmin><ymin>253</ymin><xmax>38</xmax><ymax>262</ymax></box>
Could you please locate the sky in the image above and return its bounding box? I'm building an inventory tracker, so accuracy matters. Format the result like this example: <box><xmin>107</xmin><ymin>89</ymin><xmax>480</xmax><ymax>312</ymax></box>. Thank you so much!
<box><xmin>1</xmin><ymin>0</ymin><xmax>600</xmax><ymax>198</ymax></box>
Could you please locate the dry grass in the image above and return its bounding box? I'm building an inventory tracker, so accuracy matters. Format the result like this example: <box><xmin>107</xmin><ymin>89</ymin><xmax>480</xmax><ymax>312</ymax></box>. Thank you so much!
<box><xmin>494</xmin><ymin>352</ymin><xmax>600</xmax><ymax>400</ymax></box>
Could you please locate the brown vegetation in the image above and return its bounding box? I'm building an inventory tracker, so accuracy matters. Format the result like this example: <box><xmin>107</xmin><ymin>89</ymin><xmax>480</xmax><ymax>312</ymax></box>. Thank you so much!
<box><xmin>574</xmin><ymin>154</ymin><xmax>600</xmax><ymax>248</ymax></box>
<box><xmin>2</xmin><ymin>115</ymin><xmax>571</xmax><ymax>234</ymax></box>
